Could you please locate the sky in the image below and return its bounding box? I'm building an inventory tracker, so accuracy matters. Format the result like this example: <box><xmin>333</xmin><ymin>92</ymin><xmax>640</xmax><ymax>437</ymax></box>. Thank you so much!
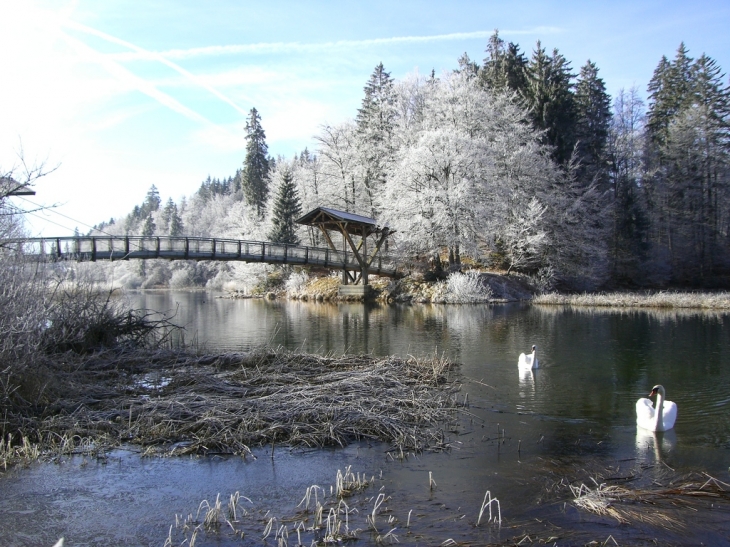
<box><xmin>1</xmin><ymin>0</ymin><xmax>729</xmax><ymax>237</ymax></box>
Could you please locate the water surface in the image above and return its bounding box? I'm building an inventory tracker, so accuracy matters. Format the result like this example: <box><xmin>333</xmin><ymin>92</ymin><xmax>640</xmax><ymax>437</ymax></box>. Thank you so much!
<box><xmin>2</xmin><ymin>292</ymin><xmax>729</xmax><ymax>545</ymax></box>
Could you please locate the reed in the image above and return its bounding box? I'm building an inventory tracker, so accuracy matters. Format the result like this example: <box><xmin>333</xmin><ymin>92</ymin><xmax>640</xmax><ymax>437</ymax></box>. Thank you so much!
<box><xmin>570</xmin><ymin>471</ymin><xmax>730</xmax><ymax>529</ymax></box>
<box><xmin>476</xmin><ymin>490</ymin><xmax>502</xmax><ymax>526</ymax></box>
<box><xmin>534</xmin><ymin>290</ymin><xmax>730</xmax><ymax>309</ymax></box>
<box><xmin>4</xmin><ymin>347</ymin><xmax>460</xmax><ymax>460</ymax></box>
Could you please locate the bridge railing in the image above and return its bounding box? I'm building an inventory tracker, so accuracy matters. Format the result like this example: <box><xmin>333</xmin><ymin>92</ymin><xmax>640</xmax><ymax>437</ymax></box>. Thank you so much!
<box><xmin>4</xmin><ymin>236</ymin><xmax>400</xmax><ymax>276</ymax></box>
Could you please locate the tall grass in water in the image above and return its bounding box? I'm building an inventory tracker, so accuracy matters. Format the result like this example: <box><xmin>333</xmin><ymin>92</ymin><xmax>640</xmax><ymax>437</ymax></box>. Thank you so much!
<box><xmin>0</xmin><ymin>249</ymin><xmax>178</xmax><ymax>461</ymax></box>
<box><xmin>534</xmin><ymin>291</ymin><xmax>730</xmax><ymax>309</ymax></box>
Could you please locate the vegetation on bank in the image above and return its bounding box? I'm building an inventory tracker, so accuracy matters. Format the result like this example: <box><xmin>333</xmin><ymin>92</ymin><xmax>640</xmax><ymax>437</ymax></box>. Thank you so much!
<box><xmin>231</xmin><ymin>266</ymin><xmax>730</xmax><ymax>309</ymax></box>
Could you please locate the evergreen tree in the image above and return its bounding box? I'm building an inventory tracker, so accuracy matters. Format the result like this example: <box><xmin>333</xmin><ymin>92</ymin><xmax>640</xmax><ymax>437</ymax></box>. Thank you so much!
<box><xmin>644</xmin><ymin>44</ymin><xmax>730</xmax><ymax>284</ymax></box>
<box><xmin>160</xmin><ymin>197</ymin><xmax>176</xmax><ymax>232</ymax></box>
<box><xmin>142</xmin><ymin>214</ymin><xmax>156</xmax><ymax>237</ymax></box>
<box><xmin>241</xmin><ymin>108</ymin><xmax>270</xmax><ymax>217</ymax></box>
<box><xmin>456</xmin><ymin>52</ymin><xmax>479</xmax><ymax>79</ymax></box>
<box><xmin>169</xmin><ymin>204</ymin><xmax>184</xmax><ymax>236</ymax></box>
<box><xmin>574</xmin><ymin>60</ymin><xmax>612</xmax><ymax>186</ymax></box>
<box><xmin>480</xmin><ymin>30</ymin><xmax>528</xmax><ymax>94</ymax></box>
<box><xmin>646</xmin><ymin>44</ymin><xmax>694</xmax><ymax>146</ymax></box>
<box><xmin>524</xmin><ymin>42</ymin><xmax>577</xmax><ymax>165</ymax></box>
<box><xmin>140</xmin><ymin>185</ymin><xmax>161</xmax><ymax>217</ymax></box>
<box><xmin>356</xmin><ymin>63</ymin><xmax>396</xmax><ymax>218</ymax></box>
<box><xmin>268</xmin><ymin>169</ymin><xmax>302</xmax><ymax>244</ymax></box>
<box><xmin>607</xmin><ymin>87</ymin><xmax>650</xmax><ymax>285</ymax></box>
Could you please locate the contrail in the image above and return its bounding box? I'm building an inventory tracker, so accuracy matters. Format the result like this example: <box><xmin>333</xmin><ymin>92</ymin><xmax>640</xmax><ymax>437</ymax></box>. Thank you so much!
<box><xmin>60</xmin><ymin>30</ymin><xmax>212</xmax><ymax>125</ymax></box>
<box><xmin>62</xmin><ymin>19</ymin><xmax>254</xmax><ymax>117</ymax></box>
<box><xmin>109</xmin><ymin>27</ymin><xmax>564</xmax><ymax>61</ymax></box>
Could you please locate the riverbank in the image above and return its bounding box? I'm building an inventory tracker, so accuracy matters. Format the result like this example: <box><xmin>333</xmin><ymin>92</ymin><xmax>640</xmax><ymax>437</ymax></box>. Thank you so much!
<box><xmin>226</xmin><ymin>268</ymin><xmax>730</xmax><ymax>309</ymax></box>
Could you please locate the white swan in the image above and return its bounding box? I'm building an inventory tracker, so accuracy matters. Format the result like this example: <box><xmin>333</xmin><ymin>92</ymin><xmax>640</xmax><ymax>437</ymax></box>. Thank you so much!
<box><xmin>518</xmin><ymin>345</ymin><xmax>538</xmax><ymax>370</ymax></box>
<box><xmin>636</xmin><ymin>384</ymin><xmax>677</xmax><ymax>432</ymax></box>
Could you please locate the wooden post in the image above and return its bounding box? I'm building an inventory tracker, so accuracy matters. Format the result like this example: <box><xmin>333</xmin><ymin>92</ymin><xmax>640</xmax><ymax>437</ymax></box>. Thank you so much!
<box><xmin>361</xmin><ymin>226</ymin><xmax>368</xmax><ymax>286</ymax></box>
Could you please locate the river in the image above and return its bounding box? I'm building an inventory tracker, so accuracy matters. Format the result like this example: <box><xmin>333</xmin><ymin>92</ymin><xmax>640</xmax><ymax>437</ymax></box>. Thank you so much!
<box><xmin>1</xmin><ymin>291</ymin><xmax>729</xmax><ymax>546</ymax></box>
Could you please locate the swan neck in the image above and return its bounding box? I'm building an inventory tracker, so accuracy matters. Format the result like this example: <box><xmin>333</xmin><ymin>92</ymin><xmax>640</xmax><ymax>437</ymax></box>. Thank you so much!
<box><xmin>654</xmin><ymin>390</ymin><xmax>665</xmax><ymax>428</ymax></box>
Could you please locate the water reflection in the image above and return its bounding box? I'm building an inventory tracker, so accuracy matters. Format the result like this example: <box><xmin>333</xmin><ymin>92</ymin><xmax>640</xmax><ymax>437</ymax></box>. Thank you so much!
<box><xmin>635</xmin><ymin>429</ymin><xmax>677</xmax><ymax>464</ymax></box>
<box><xmin>3</xmin><ymin>292</ymin><xmax>729</xmax><ymax>545</ymax></box>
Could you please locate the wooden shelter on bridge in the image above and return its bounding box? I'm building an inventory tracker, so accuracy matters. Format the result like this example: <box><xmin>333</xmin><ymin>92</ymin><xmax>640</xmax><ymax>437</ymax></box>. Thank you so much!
<box><xmin>296</xmin><ymin>207</ymin><xmax>394</xmax><ymax>297</ymax></box>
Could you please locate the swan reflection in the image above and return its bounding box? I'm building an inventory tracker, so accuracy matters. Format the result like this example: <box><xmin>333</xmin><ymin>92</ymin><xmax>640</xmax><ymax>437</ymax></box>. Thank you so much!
<box><xmin>518</xmin><ymin>367</ymin><xmax>536</xmax><ymax>395</ymax></box>
<box><xmin>635</xmin><ymin>428</ymin><xmax>676</xmax><ymax>463</ymax></box>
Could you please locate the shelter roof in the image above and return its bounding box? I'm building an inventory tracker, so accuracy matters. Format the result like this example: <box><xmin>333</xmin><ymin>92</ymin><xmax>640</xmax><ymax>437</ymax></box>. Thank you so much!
<box><xmin>296</xmin><ymin>206</ymin><xmax>389</xmax><ymax>237</ymax></box>
<box><xmin>1</xmin><ymin>176</ymin><xmax>36</xmax><ymax>196</ymax></box>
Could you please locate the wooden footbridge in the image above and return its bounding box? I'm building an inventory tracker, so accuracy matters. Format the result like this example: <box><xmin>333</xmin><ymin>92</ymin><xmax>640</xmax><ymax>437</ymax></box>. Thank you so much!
<box><xmin>5</xmin><ymin>207</ymin><xmax>402</xmax><ymax>292</ymax></box>
<box><xmin>9</xmin><ymin>235</ymin><xmax>400</xmax><ymax>278</ymax></box>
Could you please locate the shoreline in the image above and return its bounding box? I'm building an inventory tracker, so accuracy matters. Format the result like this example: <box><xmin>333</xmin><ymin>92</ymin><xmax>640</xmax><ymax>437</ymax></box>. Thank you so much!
<box><xmin>223</xmin><ymin>271</ymin><xmax>730</xmax><ymax>309</ymax></box>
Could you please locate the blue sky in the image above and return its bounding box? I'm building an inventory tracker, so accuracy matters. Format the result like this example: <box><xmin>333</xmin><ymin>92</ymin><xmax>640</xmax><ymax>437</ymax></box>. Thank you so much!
<box><xmin>1</xmin><ymin>0</ymin><xmax>728</xmax><ymax>236</ymax></box>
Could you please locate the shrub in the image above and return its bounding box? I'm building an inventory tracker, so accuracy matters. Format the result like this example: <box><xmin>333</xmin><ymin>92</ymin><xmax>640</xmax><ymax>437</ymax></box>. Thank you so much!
<box><xmin>285</xmin><ymin>270</ymin><xmax>310</xmax><ymax>296</ymax></box>
<box><xmin>441</xmin><ymin>271</ymin><xmax>493</xmax><ymax>303</ymax></box>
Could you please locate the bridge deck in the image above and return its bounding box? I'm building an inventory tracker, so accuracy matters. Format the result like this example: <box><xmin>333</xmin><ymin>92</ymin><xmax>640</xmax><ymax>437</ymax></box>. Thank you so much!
<box><xmin>8</xmin><ymin>236</ymin><xmax>400</xmax><ymax>278</ymax></box>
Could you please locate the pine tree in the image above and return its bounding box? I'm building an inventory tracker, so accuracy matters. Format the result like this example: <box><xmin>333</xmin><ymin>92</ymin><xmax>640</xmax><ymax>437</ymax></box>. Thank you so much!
<box><xmin>356</xmin><ymin>64</ymin><xmax>394</xmax><ymax>208</ymax></box>
<box><xmin>268</xmin><ymin>169</ymin><xmax>302</xmax><ymax>244</ymax></box>
<box><xmin>480</xmin><ymin>30</ymin><xmax>528</xmax><ymax>94</ymax></box>
<box><xmin>140</xmin><ymin>185</ymin><xmax>161</xmax><ymax>217</ymax></box>
<box><xmin>242</xmin><ymin>108</ymin><xmax>270</xmax><ymax>217</ymax></box>
<box><xmin>160</xmin><ymin>197</ymin><xmax>176</xmax><ymax>232</ymax></box>
<box><xmin>456</xmin><ymin>52</ymin><xmax>479</xmax><ymax>79</ymax></box>
<box><xmin>356</xmin><ymin>63</ymin><xmax>396</xmax><ymax>217</ymax></box>
<box><xmin>169</xmin><ymin>204</ymin><xmax>184</xmax><ymax>236</ymax></box>
<box><xmin>574</xmin><ymin>60</ymin><xmax>612</xmax><ymax>186</ymax></box>
<box><xmin>644</xmin><ymin>44</ymin><xmax>730</xmax><ymax>284</ymax></box>
<box><xmin>142</xmin><ymin>214</ymin><xmax>156</xmax><ymax>237</ymax></box>
<box><xmin>607</xmin><ymin>87</ymin><xmax>650</xmax><ymax>284</ymax></box>
<box><xmin>647</xmin><ymin>44</ymin><xmax>695</xmax><ymax>146</ymax></box>
<box><xmin>524</xmin><ymin>42</ymin><xmax>577</xmax><ymax>165</ymax></box>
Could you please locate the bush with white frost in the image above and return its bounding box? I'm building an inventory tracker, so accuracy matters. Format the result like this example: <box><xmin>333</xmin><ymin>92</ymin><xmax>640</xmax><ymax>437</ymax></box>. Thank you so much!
<box><xmin>435</xmin><ymin>271</ymin><xmax>492</xmax><ymax>303</ymax></box>
<box><xmin>285</xmin><ymin>270</ymin><xmax>310</xmax><ymax>296</ymax></box>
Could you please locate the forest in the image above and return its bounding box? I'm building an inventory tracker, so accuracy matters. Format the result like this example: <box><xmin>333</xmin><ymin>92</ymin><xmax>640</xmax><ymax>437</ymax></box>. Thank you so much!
<box><xmin>88</xmin><ymin>32</ymin><xmax>730</xmax><ymax>292</ymax></box>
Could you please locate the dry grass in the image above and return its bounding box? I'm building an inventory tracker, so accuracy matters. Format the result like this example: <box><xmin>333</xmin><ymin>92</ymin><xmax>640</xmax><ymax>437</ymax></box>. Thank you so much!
<box><xmin>571</xmin><ymin>473</ymin><xmax>730</xmax><ymax>530</ymax></box>
<box><xmin>3</xmin><ymin>347</ymin><xmax>461</xmax><ymax>461</ymax></box>
<box><xmin>534</xmin><ymin>291</ymin><xmax>730</xmax><ymax>309</ymax></box>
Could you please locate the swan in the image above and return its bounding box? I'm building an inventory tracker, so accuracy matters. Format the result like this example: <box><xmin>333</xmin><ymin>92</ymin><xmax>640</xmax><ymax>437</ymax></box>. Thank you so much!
<box><xmin>636</xmin><ymin>384</ymin><xmax>677</xmax><ymax>432</ymax></box>
<box><xmin>518</xmin><ymin>345</ymin><xmax>538</xmax><ymax>370</ymax></box>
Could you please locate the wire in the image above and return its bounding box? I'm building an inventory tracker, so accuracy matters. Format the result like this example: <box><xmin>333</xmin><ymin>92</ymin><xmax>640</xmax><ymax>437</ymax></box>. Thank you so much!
<box><xmin>24</xmin><ymin>211</ymin><xmax>81</xmax><ymax>233</ymax></box>
<box><xmin>18</xmin><ymin>196</ymin><xmax>116</xmax><ymax>237</ymax></box>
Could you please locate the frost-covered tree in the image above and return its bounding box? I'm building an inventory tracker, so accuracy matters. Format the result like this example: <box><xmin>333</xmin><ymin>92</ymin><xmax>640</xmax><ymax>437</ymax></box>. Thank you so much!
<box><xmin>355</xmin><ymin>63</ymin><xmax>397</xmax><ymax>218</ymax></box>
<box><xmin>381</xmin><ymin>72</ymin><xmax>555</xmax><ymax>269</ymax></box>
<box><xmin>314</xmin><ymin>121</ymin><xmax>361</xmax><ymax>211</ymax></box>
<box><xmin>499</xmin><ymin>197</ymin><xmax>548</xmax><ymax>273</ymax></box>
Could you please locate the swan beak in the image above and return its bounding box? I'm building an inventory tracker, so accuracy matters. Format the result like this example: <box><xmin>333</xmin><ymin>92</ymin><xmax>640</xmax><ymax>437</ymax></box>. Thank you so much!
<box><xmin>649</xmin><ymin>388</ymin><xmax>657</xmax><ymax>397</ymax></box>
